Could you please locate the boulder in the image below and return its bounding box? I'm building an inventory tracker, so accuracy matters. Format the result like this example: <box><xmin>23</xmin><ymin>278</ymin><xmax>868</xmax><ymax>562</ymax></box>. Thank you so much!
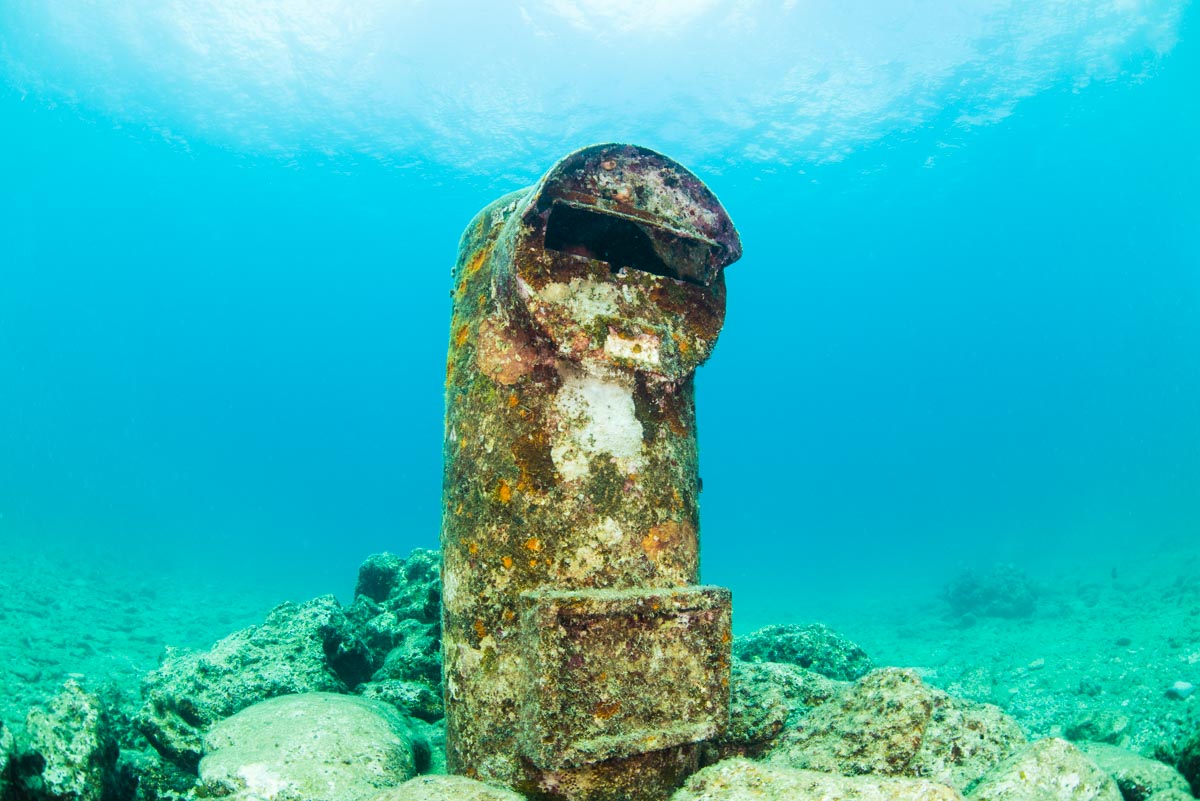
<box><xmin>1177</xmin><ymin>728</ymin><xmax>1200</xmax><ymax>797</ymax></box>
<box><xmin>198</xmin><ymin>692</ymin><xmax>419</xmax><ymax>801</ymax></box>
<box><xmin>357</xmin><ymin>679</ymin><xmax>444</xmax><ymax>723</ymax></box>
<box><xmin>20</xmin><ymin>679</ymin><xmax>120</xmax><ymax>801</ymax></box>
<box><xmin>1066</xmin><ymin>712</ymin><xmax>1132</xmax><ymax>746</ymax></box>
<box><xmin>767</xmin><ymin>668</ymin><xmax>1025</xmax><ymax>791</ymax></box>
<box><xmin>966</xmin><ymin>738</ymin><xmax>1122</xmax><ymax>801</ymax></box>
<box><xmin>943</xmin><ymin>564</ymin><xmax>1038</xmax><ymax>619</ymax></box>
<box><xmin>714</xmin><ymin>661</ymin><xmax>844</xmax><ymax>758</ymax></box>
<box><xmin>354</xmin><ymin>550</ymin><xmax>441</xmax><ymax>624</ymax></box>
<box><xmin>136</xmin><ymin>595</ymin><xmax>372</xmax><ymax>771</ymax></box>
<box><xmin>348</xmin><ymin>549</ymin><xmax>443</xmax><ymax>699</ymax></box>
<box><xmin>733</xmin><ymin>623</ymin><xmax>873</xmax><ymax>680</ymax></box>
<box><xmin>367</xmin><ymin>774</ymin><xmax>527</xmax><ymax>801</ymax></box>
<box><xmin>1</xmin><ymin>720</ymin><xmax>14</xmax><ymax>798</ymax></box>
<box><xmin>1145</xmin><ymin>792</ymin><xmax>1194</xmax><ymax>801</ymax></box>
<box><xmin>117</xmin><ymin>748</ymin><xmax>198</xmax><ymax>801</ymax></box>
<box><xmin>368</xmin><ymin>619</ymin><xmax>442</xmax><ymax>688</ymax></box>
<box><xmin>1077</xmin><ymin>742</ymin><xmax>1192</xmax><ymax>801</ymax></box>
<box><xmin>672</xmin><ymin>757</ymin><xmax>964</xmax><ymax>801</ymax></box>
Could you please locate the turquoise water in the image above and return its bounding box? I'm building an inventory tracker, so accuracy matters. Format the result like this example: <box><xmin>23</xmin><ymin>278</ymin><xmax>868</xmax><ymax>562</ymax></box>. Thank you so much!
<box><xmin>1</xmin><ymin>1</ymin><xmax>1197</xmax><ymax>632</ymax></box>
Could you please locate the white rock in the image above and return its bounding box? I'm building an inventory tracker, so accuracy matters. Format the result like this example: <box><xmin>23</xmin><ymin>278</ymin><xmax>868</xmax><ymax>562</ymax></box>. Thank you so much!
<box><xmin>966</xmin><ymin>738</ymin><xmax>1121</xmax><ymax>801</ymax></box>
<box><xmin>199</xmin><ymin>692</ymin><xmax>419</xmax><ymax>801</ymax></box>
<box><xmin>1164</xmin><ymin>681</ymin><xmax>1194</xmax><ymax>700</ymax></box>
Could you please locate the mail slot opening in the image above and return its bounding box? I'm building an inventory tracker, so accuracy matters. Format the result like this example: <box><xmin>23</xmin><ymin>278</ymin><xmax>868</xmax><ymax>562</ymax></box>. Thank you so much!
<box><xmin>544</xmin><ymin>202</ymin><xmax>708</xmax><ymax>286</ymax></box>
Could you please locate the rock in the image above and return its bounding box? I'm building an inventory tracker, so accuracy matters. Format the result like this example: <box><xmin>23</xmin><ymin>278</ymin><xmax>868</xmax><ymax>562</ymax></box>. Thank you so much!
<box><xmin>1145</xmin><ymin>792</ymin><xmax>1194</xmax><ymax>801</ymax></box>
<box><xmin>20</xmin><ymin>679</ymin><xmax>120</xmax><ymax>801</ymax></box>
<box><xmin>767</xmin><ymin>668</ymin><xmax>1025</xmax><ymax>791</ymax></box>
<box><xmin>1165</xmin><ymin>682</ymin><xmax>1195</xmax><ymax>701</ymax></box>
<box><xmin>414</xmin><ymin>719</ymin><xmax>447</xmax><ymax>775</ymax></box>
<box><xmin>357</xmin><ymin>679</ymin><xmax>444</xmax><ymax>722</ymax></box>
<box><xmin>117</xmin><ymin>748</ymin><xmax>197</xmax><ymax>801</ymax></box>
<box><xmin>944</xmin><ymin>564</ymin><xmax>1038</xmax><ymax>619</ymax></box>
<box><xmin>1066</xmin><ymin>711</ymin><xmax>1131</xmax><ymax>746</ymax></box>
<box><xmin>136</xmin><ymin>595</ymin><xmax>372</xmax><ymax>770</ymax></box>
<box><xmin>1</xmin><ymin>720</ymin><xmax>14</xmax><ymax>798</ymax></box>
<box><xmin>198</xmin><ymin>692</ymin><xmax>419</xmax><ymax>801</ymax></box>
<box><xmin>713</xmin><ymin>661</ymin><xmax>844</xmax><ymax>759</ymax></box>
<box><xmin>136</xmin><ymin>550</ymin><xmax>443</xmax><ymax>772</ymax></box>
<box><xmin>733</xmin><ymin>623</ymin><xmax>873</xmax><ymax>680</ymax></box>
<box><xmin>353</xmin><ymin>549</ymin><xmax>441</xmax><ymax>627</ymax></box>
<box><xmin>369</xmin><ymin>619</ymin><xmax>442</xmax><ymax>688</ymax></box>
<box><xmin>1176</xmin><ymin>729</ymin><xmax>1200</xmax><ymax>796</ymax></box>
<box><xmin>966</xmin><ymin>738</ymin><xmax>1122</xmax><ymax>801</ymax></box>
<box><xmin>347</xmin><ymin>549</ymin><xmax>443</xmax><ymax>698</ymax></box>
<box><xmin>355</xmin><ymin>552</ymin><xmax>409</xmax><ymax>603</ymax></box>
<box><xmin>1077</xmin><ymin>742</ymin><xmax>1193</xmax><ymax>801</ymax></box>
<box><xmin>720</xmin><ymin>661</ymin><xmax>790</xmax><ymax>753</ymax></box>
<box><xmin>367</xmin><ymin>774</ymin><xmax>527</xmax><ymax>801</ymax></box>
<box><xmin>672</xmin><ymin>757</ymin><xmax>964</xmax><ymax>801</ymax></box>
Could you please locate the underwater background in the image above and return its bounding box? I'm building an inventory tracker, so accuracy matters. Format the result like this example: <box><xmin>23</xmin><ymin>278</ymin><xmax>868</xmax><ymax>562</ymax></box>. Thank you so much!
<box><xmin>1</xmin><ymin>0</ymin><xmax>1198</xmax><ymax>741</ymax></box>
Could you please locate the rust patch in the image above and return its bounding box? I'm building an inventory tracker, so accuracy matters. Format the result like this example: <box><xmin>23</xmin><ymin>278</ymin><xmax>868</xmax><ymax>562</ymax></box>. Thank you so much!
<box><xmin>466</xmin><ymin>247</ymin><xmax>489</xmax><ymax>275</ymax></box>
<box><xmin>594</xmin><ymin>700</ymin><xmax>621</xmax><ymax>721</ymax></box>
<box><xmin>476</xmin><ymin>318</ymin><xmax>540</xmax><ymax>386</ymax></box>
<box><xmin>642</xmin><ymin>520</ymin><xmax>695</xmax><ymax>563</ymax></box>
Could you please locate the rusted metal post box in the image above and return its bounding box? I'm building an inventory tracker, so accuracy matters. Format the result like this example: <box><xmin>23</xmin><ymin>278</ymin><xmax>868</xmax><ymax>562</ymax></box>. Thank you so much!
<box><xmin>441</xmin><ymin>143</ymin><xmax>741</xmax><ymax>801</ymax></box>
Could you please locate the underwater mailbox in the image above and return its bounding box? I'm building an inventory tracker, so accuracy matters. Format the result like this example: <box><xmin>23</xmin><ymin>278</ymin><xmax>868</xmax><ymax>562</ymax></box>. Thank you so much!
<box><xmin>441</xmin><ymin>143</ymin><xmax>742</xmax><ymax>801</ymax></box>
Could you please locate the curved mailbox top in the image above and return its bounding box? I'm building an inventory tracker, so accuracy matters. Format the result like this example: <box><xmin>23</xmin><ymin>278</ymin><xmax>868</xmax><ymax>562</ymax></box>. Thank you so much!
<box><xmin>511</xmin><ymin>143</ymin><xmax>743</xmax><ymax>378</ymax></box>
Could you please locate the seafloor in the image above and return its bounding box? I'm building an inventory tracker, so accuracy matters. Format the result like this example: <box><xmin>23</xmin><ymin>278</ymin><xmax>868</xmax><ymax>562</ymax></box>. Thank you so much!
<box><xmin>2</xmin><ymin>535</ymin><xmax>1198</xmax><ymax>797</ymax></box>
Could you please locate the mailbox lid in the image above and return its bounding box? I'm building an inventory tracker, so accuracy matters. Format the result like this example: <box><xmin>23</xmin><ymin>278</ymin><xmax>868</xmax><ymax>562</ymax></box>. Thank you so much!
<box><xmin>513</xmin><ymin>144</ymin><xmax>742</xmax><ymax>377</ymax></box>
<box><xmin>517</xmin><ymin>585</ymin><xmax>732</xmax><ymax>771</ymax></box>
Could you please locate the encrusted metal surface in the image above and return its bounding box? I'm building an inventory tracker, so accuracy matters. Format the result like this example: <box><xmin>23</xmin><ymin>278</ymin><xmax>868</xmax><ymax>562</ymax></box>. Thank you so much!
<box><xmin>441</xmin><ymin>143</ymin><xmax>741</xmax><ymax>801</ymax></box>
<box><xmin>519</xmin><ymin>586</ymin><xmax>733</xmax><ymax>771</ymax></box>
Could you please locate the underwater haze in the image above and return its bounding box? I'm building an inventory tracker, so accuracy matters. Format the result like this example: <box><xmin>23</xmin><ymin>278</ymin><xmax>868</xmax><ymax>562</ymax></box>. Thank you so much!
<box><xmin>2</xmin><ymin>0</ymin><xmax>1198</xmax><ymax>634</ymax></box>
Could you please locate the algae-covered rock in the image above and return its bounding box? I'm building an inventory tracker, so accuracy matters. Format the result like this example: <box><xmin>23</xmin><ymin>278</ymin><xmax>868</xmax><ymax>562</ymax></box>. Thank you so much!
<box><xmin>1176</xmin><ymin>728</ymin><xmax>1200</xmax><ymax>797</ymax></box>
<box><xmin>1</xmin><ymin>719</ymin><xmax>14</xmax><ymax>798</ymax></box>
<box><xmin>734</xmin><ymin>623</ymin><xmax>873</xmax><ymax>680</ymax></box>
<box><xmin>720</xmin><ymin>662</ymin><xmax>790</xmax><ymax>754</ymax></box>
<box><xmin>944</xmin><ymin>564</ymin><xmax>1038</xmax><ymax>619</ymax></box>
<box><xmin>966</xmin><ymin>738</ymin><xmax>1122</xmax><ymax>801</ymax></box>
<box><xmin>1078</xmin><ymin>742</ymin><xmax>1193</xmax><ymax>801</ymax></box>
<box><xmin>117</xmin><ymin>748</ymin><xmax>197</xmax><ymax>801</ymax></box>
<box><xmin>348</xmin><ymin>550</ymin><xmax>443</xmax><ymax>697</ymax></box>
<box><xmin>1067</xmin><ymin>711</ymin><xmax>1132</xmax><ymax>746</ymax></box>
<box><xmin>713</xmin><ymin>661</ymin><xmax>844</xmax><ymax>759</ymax></box>
<box><xmin>353</xmin><ymin>550</ymin><xmax>441</xmax><ymax>625</ymax></box>
<box><xmin>198</xmin><ymin>692</ymin><xmax>419</xmax><ymax>801</ymax></box>
<box><xmin>369</xmin><ymin>619</ymin><xmax>442</xmax><ymax>689</ymax></box>
<box><xmin>136</xmin><ymin>595</ymin><xmax>371</xmax><ymax>770</ymax></box>
<box><xmin>1145</xmin><ymin>791</ymin><xmax>1195</xmax><ymax>801</ymax></box>
<box><xmin>746</xmin><ymin>660</ymin><xmax>845</xmax><ymax>719</ymax></box>
<box><xmin>767</xmin><ymin>668</ymin><xmax>1025</xmax><ymax>791</ymax></box>
<box><xmin>673</xmin><ymin>757</ymin><xmax>964</xmax><ymax>801</ymax></box>
<box><xmin>135</xmin><ymin>550</ymin><xmax>442</xmax><ymax>773</ymax></box>
<box><xmin>367</xmin><ymin>774</ymin><xmax>527</xmax><ymax>801</ymax></box>
<box><xmin>20</xmin><ymin>679</ymin><xmax>120</xmax><ymax>801</ymax></box>
<box><xmin>357</xmin><ymin>678</ymin><xmax>444</xmax><ymax>723</ymax></box>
